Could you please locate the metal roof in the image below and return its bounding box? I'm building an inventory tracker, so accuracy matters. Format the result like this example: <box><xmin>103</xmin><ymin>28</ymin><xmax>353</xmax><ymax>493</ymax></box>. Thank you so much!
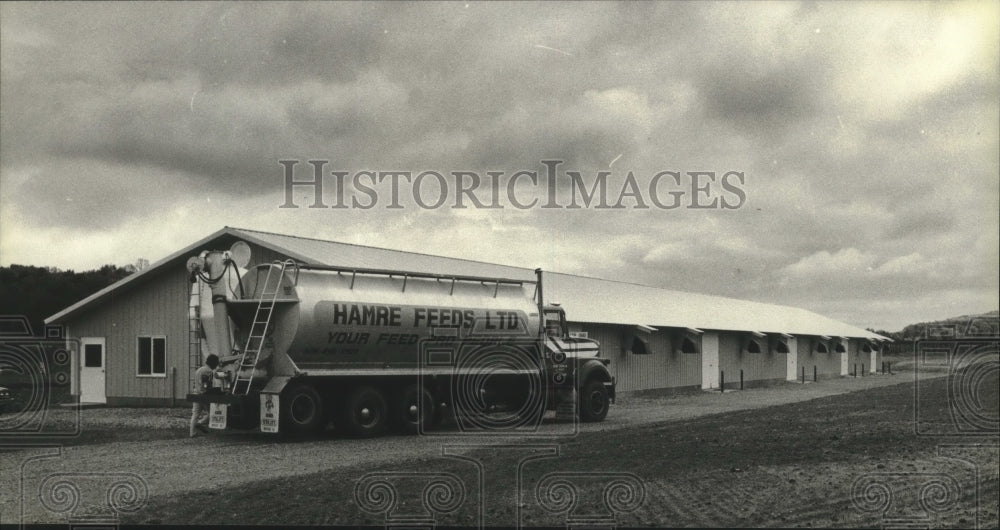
<box><xmin>46</xmin><ymin>226</ymin><xmax>887</xmax><ymax>340</ymax></box>
<box><xmin>543</xmin><ymin>273</ymin><xmax>885</xmax><ymax>339</ymax></box>
<box><xmin>45</xmin><ymin>227</ymin><xmax>236</xmax><ymax>325</ymax></box>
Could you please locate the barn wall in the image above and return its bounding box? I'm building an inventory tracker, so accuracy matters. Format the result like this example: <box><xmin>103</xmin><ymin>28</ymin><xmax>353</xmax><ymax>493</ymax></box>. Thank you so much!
<box><xmin>661</xmin><ymin>329</ymin><xmax>702</xmax><ymax>389</ymax></box>
<box><xmin>568</xmin><ymin>323</ymin><xmax>701</xmax><ymax>392</ymax></box>
<box><xmin>715</xmin><ymin>331</ymin><xmax>786</xmax><ymax>388</ymax></box>
<box><xmin>571</xmin><ymin>323</ymin><xmax>622</xmax><ymax>387</ymax></box>
<box><xmin>796</xmin><ymin>336</ymin><xmax>842</xmax><ymax>379</ymax></box>
<box><xmin>66</xmin><ymin>266</ymin><xmax>190</xmax><ymax>406</ymax></box>
<box><xmin>613</xmin><ymin>328</ymin><xmax>668</xmax><ymax>392</ymax></box>
<box><xmin>751</xmin><ymin>336</ymin><xmax>786</xmax><ymax>383</ymax></box>
<box><xmin>851</xmin><ymin>339</ymin><xmax>885</xmax><ymax>375</ymax></box>
<box><xmin>846</xmin><ymin>339</ymin><xmax>884</xmax><ymax>376</ymax></box>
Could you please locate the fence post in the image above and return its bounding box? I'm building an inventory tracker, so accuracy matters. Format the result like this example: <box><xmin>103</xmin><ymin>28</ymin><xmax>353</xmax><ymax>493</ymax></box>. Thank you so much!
<box><xmin>720</xmin><ymin>371</ymin><xmax>725</xmax><ymax>393</ymax></box>
<box><xmin>888</xmin><ymin>361</ymin><xmax>892</xmax><ymax>375</ymax></box>
<box><xmin>801</xmin><ymin>366</ymin><xmax>805</xmax><ymax>384</ymax></box>
<box><xmin>862</xmin><ymin>363</ymin><xmax>865</xmax><ymax>377</ymax></box>
<box><xmin>813</xmin><ymin>365</ymin><xmax>817</xmax><ymax>382</ymax></box>
<box><xmin>740</xmin><ymin>369</ymin><xmax>744</xmax><ymax>390</ymax></box>
<box><xmin>853</xmin><ymin>364</ymin><xmax>857</xmax><ymax>377</ymax></box>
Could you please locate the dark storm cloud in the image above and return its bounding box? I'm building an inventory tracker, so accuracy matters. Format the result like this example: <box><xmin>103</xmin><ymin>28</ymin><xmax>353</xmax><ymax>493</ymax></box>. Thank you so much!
<box><xmin>884</xmin><ymin>209</ymin><xmax>956</xmax><ymax>240</ymax></box>
<box><xmin>698</xmin><ymin>50</ymin><xmax>830</xmax><ymax>137</ymax></box>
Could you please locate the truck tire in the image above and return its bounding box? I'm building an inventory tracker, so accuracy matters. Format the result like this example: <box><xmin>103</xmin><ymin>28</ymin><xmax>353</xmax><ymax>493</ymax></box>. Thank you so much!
<box><xmin>578</xmin><ymin>379</ymin><xmax>610</xmax><ymax>422</ymax></box>
<box><xmin>392</xmin><ymin>384</ymin><xmax>437</xmax><ymax>434</ymax></box>
<box><xmin>339</xmin><ymin>385</ymin><xmax>389</xmax><ymax>438</ymax></box>
<box><xmin>281</xmin><ymin>383</ymin><xmax>326</xmax><ymax>435</ymax></box>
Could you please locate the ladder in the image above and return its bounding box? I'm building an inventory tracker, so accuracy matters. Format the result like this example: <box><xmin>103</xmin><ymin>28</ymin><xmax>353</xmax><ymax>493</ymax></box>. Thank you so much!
<box><xmin>231</xmin><ymin>260</ymin><xmax>295</xmax><ymax>396</ymax></box>
<box><xmin>188</xmin><ymin>280</ymin><xmax>204</xmax><ymax>392</ymax></box>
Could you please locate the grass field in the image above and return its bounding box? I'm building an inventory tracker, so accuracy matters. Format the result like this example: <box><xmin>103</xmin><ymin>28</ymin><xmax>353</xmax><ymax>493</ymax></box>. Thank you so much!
<box><xmin>124</xmin><ymin>375</ymin><xmax>999</xmax><ymax>527</ymax></box>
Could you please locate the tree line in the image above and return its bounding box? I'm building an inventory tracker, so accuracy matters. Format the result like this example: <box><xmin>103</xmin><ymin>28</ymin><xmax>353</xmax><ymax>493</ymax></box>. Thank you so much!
<box><xmin>0</xmin><ymin>263</ymin><xmax>137</xmax><ymax>336</ymax></box>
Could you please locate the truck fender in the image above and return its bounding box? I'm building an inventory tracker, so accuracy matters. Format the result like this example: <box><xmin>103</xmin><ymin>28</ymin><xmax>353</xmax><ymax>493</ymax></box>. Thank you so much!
<box><xmin>261</xmin><ymin>376</ymin><xmax>292</xmax><ymax>395</ymax></box>
<box><xmin>576</xmin><ymin>359</ymin><xmax>615</xmax><ymax>403</ymax></box>
<box><xmin>577</xmin><ymin>358</ymin><xmax>611</xmax><ymax>383</ymax></box>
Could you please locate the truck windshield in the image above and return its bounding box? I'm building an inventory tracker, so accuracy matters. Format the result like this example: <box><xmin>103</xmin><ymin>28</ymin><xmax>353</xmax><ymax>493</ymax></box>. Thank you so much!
<box><xmin>543</xmin><ymin>311</ymin><xmax>563</xmax><ymax>337</ymax></box>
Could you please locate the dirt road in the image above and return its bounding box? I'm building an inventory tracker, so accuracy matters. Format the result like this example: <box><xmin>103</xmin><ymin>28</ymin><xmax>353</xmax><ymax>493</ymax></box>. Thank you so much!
<box><xmin>0</xmin><ymin>370</ymin><xmax>940</xmax><ymax>525</ymax></box>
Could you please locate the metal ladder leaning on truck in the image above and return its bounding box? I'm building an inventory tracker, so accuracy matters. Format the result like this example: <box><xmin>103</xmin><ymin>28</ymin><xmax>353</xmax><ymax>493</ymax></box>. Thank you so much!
<box><xmin>185</xmin><ymin>241</ymin><xmax>616</xmax><ymax>437</ymax></box>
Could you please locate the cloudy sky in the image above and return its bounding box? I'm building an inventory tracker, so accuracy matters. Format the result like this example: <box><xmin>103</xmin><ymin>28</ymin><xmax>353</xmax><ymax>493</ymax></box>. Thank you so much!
<box><xmin>1</xmin><ymin>1</ymin><xmax>997</xmax><ymax>331</ymax></box>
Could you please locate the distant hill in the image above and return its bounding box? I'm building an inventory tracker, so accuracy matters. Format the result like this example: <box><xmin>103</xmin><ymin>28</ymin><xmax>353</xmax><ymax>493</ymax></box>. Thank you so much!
<box><xmin>0</xmin><ymin>264</ymin><xmax>136</xmax><ymax>336</ymax></box>
<box><xmin>869</xmin><ymin>310</ymin><xmax>1000</xmax><ymax>341</ymax></box>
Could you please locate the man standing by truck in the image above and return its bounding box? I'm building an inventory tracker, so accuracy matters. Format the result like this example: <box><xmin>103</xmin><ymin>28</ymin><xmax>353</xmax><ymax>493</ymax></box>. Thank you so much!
<box><xmin>190</xmin><ymin>354</ymin><xmax>219</xmax><ymax>437</ymax></box>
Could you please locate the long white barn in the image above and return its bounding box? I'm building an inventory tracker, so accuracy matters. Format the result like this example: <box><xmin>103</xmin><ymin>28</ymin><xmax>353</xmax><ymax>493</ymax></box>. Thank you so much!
<box><xmin>47</xmin><ymin>227</ymin><xmax>888</xmax><ymax>405</ymax></box>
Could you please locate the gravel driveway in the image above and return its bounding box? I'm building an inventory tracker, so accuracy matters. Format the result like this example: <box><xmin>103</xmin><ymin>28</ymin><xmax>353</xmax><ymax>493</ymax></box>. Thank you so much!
<box><xmin>0</xmin><ymin>369</ymin><xmax>939</xmax><ymax>524</ymax></box>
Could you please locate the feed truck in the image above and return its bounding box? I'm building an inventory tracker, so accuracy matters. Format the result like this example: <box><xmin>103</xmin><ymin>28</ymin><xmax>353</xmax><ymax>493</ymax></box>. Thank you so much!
<box><xmin>185</xmin><ymin>241</ymin><xmax>615</xmax><ymax>436</ymax></box>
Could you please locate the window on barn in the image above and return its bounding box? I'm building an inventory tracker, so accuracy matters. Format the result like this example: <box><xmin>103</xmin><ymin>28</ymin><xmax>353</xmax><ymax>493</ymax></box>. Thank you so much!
<box><xmin>631</xmin><ymin>335</ymin><xmax>650</xmax><ymax>355</ymax></box>
<box><xmin>833</xmin><ymin>342</ymin><xmax>846</xmax><ymax>353</ymax></box>
<box><xmin>680</xmin><ymin>337</ymin><xmax>699</xmax><ymax>354</ymax></box>
<box><xmin>815</xmin><ymin>342</ymin><xmax>829</xmax><ymax>354</ymax></box>
<box><xmin>746</xmin><ymin>339</ymin><xmax>762</xmax><ymax>354</ymax></box>
<box><xmin>774</xmin><ymin>340</ymin><xmax>790</xmax><ymax>354</ymax></box>
<box><xmin>137</xmin><ymin>336</ymin><xmax>166</xmax><ymax>377</ymax></box>
<box><xmin>861</xmin><ymin>342</ymin><xmax>872</xmax><ymax>353</ymax></box>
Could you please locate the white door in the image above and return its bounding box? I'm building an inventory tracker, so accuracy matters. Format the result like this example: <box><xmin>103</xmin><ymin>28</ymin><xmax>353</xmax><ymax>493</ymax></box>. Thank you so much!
<box><xmin>840</xmin><ymin>350</ymin><xmax>848</xmax><ymax>376</ymax></box>
<box><xmin>785</xmin><ymin>337</ymin><xmax>798</xmax><ymax>381</ymax></box>
<box><xmin>870</xmin><ymin>351</ymin><xmax>877</xmax><ymax>373</ymax></box>
<box><xmin>80</xmin><ymin>337</ymin><xmax>106</xmax><ymax>404</ymax></box>
<box><xmin>701</xmin><ymin>332</ymin><xmax>719</xmax><ymax>389</ymax></box>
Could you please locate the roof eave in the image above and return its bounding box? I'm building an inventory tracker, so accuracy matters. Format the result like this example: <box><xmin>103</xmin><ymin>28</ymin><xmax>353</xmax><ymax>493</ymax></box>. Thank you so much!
<box><xmin>44</xmin><ymin>227</ymin><xmax>237</xmax><ymax>325</ymax></box>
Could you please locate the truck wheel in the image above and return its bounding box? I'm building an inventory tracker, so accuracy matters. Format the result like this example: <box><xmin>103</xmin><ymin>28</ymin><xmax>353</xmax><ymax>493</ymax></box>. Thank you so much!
<box><xmin>578</xmin><ymin>379</ymin><xmax>609</xmax><ymax>422</ymax></box>
<box><xmin>392</xmin><ymin>384</ymin><xmax>436</xmax><ymax>435</ymax></box>
<box><xmin>281</xmin><ymin>383</ymin><xmax>326</xmax><ymax>435</ymax></box>
<box><xmin>339</xmin><ymin>386</ymin><xmax>389</xmax><ymax>438</ymax></box>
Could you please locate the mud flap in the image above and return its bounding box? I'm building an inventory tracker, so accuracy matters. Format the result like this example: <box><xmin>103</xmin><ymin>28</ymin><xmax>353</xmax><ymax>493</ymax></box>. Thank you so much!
<box><xmin>209</xmin><ymin>403</ymin><xmax>228</xmax><ymax>429</ymax></box>
<box><xmin>259</xmin><ymin>376</ymin><xmax>291</xmax><ymax>434</ymax></box>
<box><xmin>260</xmin><ymin>393</ymin><xmax>279</xmax><ymax>433</ymax></box>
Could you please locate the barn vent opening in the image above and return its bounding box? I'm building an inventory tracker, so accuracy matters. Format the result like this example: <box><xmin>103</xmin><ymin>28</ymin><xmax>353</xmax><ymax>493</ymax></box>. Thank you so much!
<box><xmin>816</xmin><ymin>342</ymin><xmax>829</xmax><ymax>354</ymax></box>
<box><xmin>774</xmin><ymin>340</ymin><xmax>790</xmax><ymax>354</ymax></box>
<box><xmin>680</xmin><ymin>337</ymin><xmax>699</xmax><ymax>354</ymax></box>
<box><xmin>631</xmin><ymin>335</ymin><xmax>650</xmax><ymax>355</ymax></box>
<box><xmin>861</xmin><ymin>342</ymin><xmax>872</xmax><ymax>353</ymax></box>
<box><xmin>834</xmin><ymin>342</ymin><xmax>846</xmax><ymax>353</ymax></box>
<box><xmin>746</xmin><ymin>339</ymin><xmax>762</xmax><ymax>354</ymax></box>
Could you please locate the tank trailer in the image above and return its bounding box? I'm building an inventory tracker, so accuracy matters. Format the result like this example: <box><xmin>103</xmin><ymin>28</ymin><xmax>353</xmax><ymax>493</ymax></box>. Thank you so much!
<box><xmin>185</xmin><ymin>242</ymin><xmax>615</xmax><ymax>436</ymax></box>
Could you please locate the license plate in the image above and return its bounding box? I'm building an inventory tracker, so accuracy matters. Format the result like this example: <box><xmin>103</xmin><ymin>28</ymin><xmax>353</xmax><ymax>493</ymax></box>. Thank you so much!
<box><xmin>260</xmin><ymin>393</ymin><xmax>279</xmax><ymax>433</ymax></box>
<box><xmin>209</xmin><ymin>403</ymin><xmax>228</xmax><ymax>429</ymax></box>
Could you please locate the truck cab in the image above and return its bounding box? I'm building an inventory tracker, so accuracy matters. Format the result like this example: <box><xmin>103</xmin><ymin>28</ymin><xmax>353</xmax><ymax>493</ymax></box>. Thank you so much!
<box><xmin>543</xmin><ymin>304</ymin><xmax>567</xmax><ymax>338</ymax></box>
<box><xmin>541</xmin><ymin>303</ymin><xmax>615</xmax><ymax>419</ymax></box>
